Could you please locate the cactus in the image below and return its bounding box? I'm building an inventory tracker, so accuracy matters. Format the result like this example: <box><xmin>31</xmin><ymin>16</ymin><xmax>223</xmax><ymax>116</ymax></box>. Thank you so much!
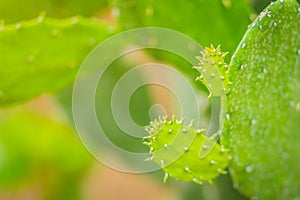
<box><xmin>143</xmin><ymin>116</ymin><xmax>229</xmax><ymax>184</ymax></box>
<box><xmin>222</xmin><ymin>0</ymin><xmax>300</xmax><ymax>199</ymax></box>
<box><xmin>113</xmin><ymin>0</ymin><xmax>252</xmax><ymax>53</ymax></box>
<box><xmin>0</xmin><ymin>14</ymin><xmax>115</xmax><ymax>105</ymax></box>
<box><xmin>143</xmin><ymin>1</ymin><xmax>300</xmax><ymax>199</ymax></box>
<box><xmin>193</xmin><ymin>45</ymin><xmax>230</xmax><ymax>158</ymax></box>
<box><xmin>194</xmin><ymin>45</ymin><xmax>231</xmax><ymax>96</ymax></box>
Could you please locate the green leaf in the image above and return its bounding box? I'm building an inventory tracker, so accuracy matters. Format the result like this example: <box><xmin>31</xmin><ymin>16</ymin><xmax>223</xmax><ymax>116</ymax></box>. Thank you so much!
<box><xmin>222</xmin><ymin>0</ymin><xmax>300</xmax><ymax>199</ymax></box>
<box><xmin>143</xmin><ymin>116</ymin><xmax>229</xmax><ymax>184</ymax></box>
<box><xmin>112</xmin><ymin>0</ymin><xmax>253</xmax><ymax>53</ymax></box>
<box><xmin>0</xmin><ymin>16</ymin><xmax>116</xmax><ymax>105</ymax></box>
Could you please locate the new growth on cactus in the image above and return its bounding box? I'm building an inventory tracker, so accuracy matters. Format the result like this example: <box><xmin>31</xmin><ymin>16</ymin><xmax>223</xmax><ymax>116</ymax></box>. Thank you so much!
<box><xmin>143</xmin><ymin>45</ymin><xmax>231</xmax><ymax>184</ymax></box>
<box><xmin>143</xmin><ymin>116</ymin><xmax>229</xmax><ymax>184</ymax></box>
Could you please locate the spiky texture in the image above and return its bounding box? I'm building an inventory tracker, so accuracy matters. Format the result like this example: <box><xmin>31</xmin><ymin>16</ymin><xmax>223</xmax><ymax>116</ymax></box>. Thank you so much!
<box><xmin>223</xmin><ymin>0</ymin><xmax>300</xmax><ymax>199</ymax></box>
<box><xmin>194</xmin><ymin>45</ymin><xmax>231</xmax><ymax>95</ymax></box>
<box><xmin>143</xmin><ymin>116</ymin><xmax>229</xmax><ymax>184</ymax></box>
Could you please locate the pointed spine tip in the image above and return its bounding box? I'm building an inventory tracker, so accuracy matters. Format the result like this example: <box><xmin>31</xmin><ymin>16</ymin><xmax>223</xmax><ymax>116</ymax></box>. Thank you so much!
<box><xmin>163</xmin><ymin>172</ymin><xmax>169</xmax><ymax>183</ymax></box>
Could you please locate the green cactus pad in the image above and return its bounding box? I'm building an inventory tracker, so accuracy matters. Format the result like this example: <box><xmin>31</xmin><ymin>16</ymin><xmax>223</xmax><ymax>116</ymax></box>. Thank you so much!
<box><xmin>222</xmin><ymin>0</ymin><xmax>300</xmax><ymax>199</ymax></box>
<box><xmin>0</xmin><ymin>15</ymin><xmax>115</xmax><ymax>105</ymax></box>
<box><xmin>143</xmin><ymin>116</ymin><xmax>229</xmax><ymax>184</ymax></box>
<box><xmin>194</xmin><ymin>45</ymin><xmax>231</xmax><ymax>95</ymax></box>
<box><xmin>194</xmin><ymin>45</ymin><xmax>229</xmax><ymax>158</ymax></box>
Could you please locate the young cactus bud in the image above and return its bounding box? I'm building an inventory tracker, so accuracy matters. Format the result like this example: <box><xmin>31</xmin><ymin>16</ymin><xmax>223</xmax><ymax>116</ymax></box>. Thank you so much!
<box><xmin>194</xmin><ymin>45</ymin><xmax>231</xmax><ymax>95</ymax></box>
<box><xmin>143</xmin><ymin>116</ymin><xmax>229</xmax><ymax>184</ymax></box>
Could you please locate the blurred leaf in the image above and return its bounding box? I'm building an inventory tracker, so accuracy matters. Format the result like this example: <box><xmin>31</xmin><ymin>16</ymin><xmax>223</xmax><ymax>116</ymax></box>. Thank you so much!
<box><xmin>0</xmin><ymin>16</ymin><xmax>116</xmax><ymax>105</ymax></box>
<box><xmin>0</xmin><ymin>109</ymin><xmax>92</xmax><ymax>199</ymax></box>
<box><xmin>0</xmin><ymin>0</ymin><xmax>109</xmax><ymax>23</ymax></box>
<box><xmin>223</xmin><ymin>0</ymin><xmax>300</xmax><ymax>199</ymax></box>
<box><xmin>112</xmin><ymin>0</ymin><xmax>253</xmax><ymax>53</ymax></box>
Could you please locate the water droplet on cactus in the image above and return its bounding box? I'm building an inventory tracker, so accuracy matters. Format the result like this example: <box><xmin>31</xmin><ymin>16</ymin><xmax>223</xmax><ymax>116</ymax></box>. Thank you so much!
<box><xmin>242</xmin><ymin>42</ymin><xmax>246</xmax><ymax>49</ymax></box>
<box><xmin>245</xmin><ymin>165</ymin><xmax>253</xmax><ymax>173</ymax></box>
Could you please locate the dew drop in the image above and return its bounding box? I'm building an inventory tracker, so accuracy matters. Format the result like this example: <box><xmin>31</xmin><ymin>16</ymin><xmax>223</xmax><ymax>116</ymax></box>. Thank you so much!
<box><xmin>152</xmin><ymin>137</ymin><xmax>156</xmax><ymax>142</ymax></box>
<box><xmin>184</xmin><ymin>146</ymin><xmax>189</xmax><ymax>152</ymax></box>
<box><xmin>245</xmin><ymin>165</ymin><xmax>253</xmax><ymax>173</ymax></box>
<box><xmin>298</xmin><ymin>49</ymin><xmax>300</xmax><ymax>56</ymax></box>
<box><xmin>160</xmin><ymin>160</ymin><xmax>165</xmax><ymax>166</ymax></box>
<box><xmin>263</xmin><ymin>68</ymin><xmax>268</xmax><ymax>74</ymax></box>
<box><xmin>279</xmin><ymin>0</ymin><xmax>284</xmax><ymax>3</ymax></box>
<box><xmin>192</xmin><ymin>177</ymin><xmax>203</xmax><ymax>184</ymax></box>
<box><xmin>196</xmin><ymin>129</ymin><xmax>204</xmax><ymax>134</ymax></box>
<box><xmin>226</xmin><ymin>113</ymin><xmax>231</xmax><ymax>120</ymax></box>
<box><xmin>184</xmin><ymin>167</ymin><xmax>190</xmax><ymax>172</ymax></box>
<box><xmin>221</xmin><ymin>146</ymin><xmax>227</xmax><ymax>152</ymax></box>
<box><xmin>164</xmin><ymin>144</ymin><xmax>168</xmax><ymax>148</ymax></box>
<box><xmin>176</xmin><ymin>119</ymin><xmax>182</xmax><ymax>124</ymax></box>
<box><xmin>251</xmin><ymin>119</ymin><xmax>257</xmax><ymax>125</ymax></box>
<box><xmin>241</xmin><ymin>42</ymin><xmax>246</xmax><ymax>49</ymax></box>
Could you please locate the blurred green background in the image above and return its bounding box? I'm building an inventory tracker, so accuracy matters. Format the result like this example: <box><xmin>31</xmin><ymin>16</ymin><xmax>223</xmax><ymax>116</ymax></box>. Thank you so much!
<box><xmin>0</xmin><ymin>0</ymin><xmax>273</xmax><ymax>199</ymax></box>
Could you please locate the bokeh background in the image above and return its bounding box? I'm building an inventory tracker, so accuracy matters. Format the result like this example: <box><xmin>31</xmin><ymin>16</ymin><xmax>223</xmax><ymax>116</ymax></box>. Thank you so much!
<box><xmin>0</xmin><ymin>0</ymin><xmax>274</xmax><ymax>199</ymax></box>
